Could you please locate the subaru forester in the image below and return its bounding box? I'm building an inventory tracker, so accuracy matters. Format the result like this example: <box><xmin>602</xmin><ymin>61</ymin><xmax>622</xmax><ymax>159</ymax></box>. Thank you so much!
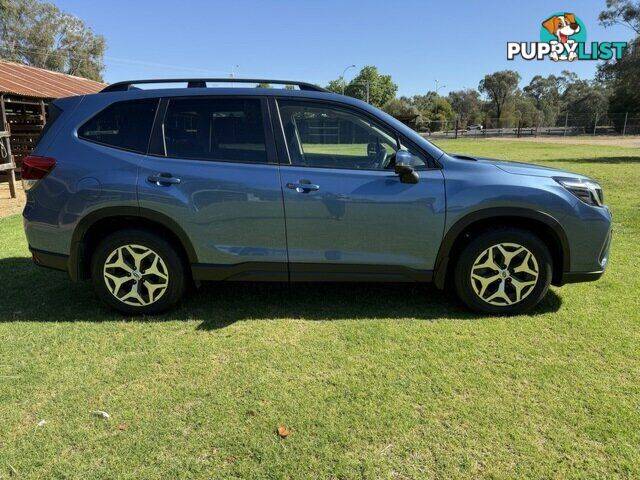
<box><xmin>22</xmin><ymin>78</ymin><xmax>612</xmax><ymax>315</ymax></box>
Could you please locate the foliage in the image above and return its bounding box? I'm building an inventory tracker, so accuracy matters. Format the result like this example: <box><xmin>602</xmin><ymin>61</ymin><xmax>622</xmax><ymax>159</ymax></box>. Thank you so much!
<box><xmin>381</xmin><ymin>98</ymin><xmax>419</xmax><ymax>118</ymax></box>
<box><xmin>326</xmin><ymin>66</ymin><xmax>398</xmax><ymax>108</ymax></box>
<box><xmin>559</xmin><ymin>79</ymin><xmax>610</xmax><ymax>128</ymax></box>
<box><xmin>523</xmin><ymin>75</ymin><xmax>561</xmax><ymax>110</ymax></box>
<box><xmin>447</xmin><ymin>89</ymin><xmax>483</xmax><ymax>126</ymax></box>
<box><xmin>426</xmin><ymin>97</ymin><xmax>454</xmax><ymax>129</ymax></box>
<box><xmin>401</xmin><ymin>92</ymin><xmax>437</xmax><ymax>113</ymax></box>
<box><xmin>478</xmin><ymin>70</ymin><xmax>521</xmax><ymax>121</ymax></box>
<box><xmin>598</xmin><ymin>1</ymin><xmax>640</xmax><ymax>121</ymax></box>
<box><xmin>599</xmin><ymin>0</ymin><xmax>640</xmax><ymax>34</ymax></box>
<box><xmin>325</xmin><ymin>79</ymin><xmax>344</xmax><ymax>94</ymax></box>
<box><xmin>522</xmin><ymin>75</ymin><xmax>563</xmax><ymax>125</ymax></box>
<box><xmin>499</xmin><ymin>93</ymin><xmax>539</xmax><ymax>127</ymax></box>
<box><xmin>605</xmin><ymin>38</ymin><xmax>640</xmax><ymax>120</ymax></box>
<box><xmin>0</xmin><ymin>0</ymin><xmax>105</xmax><ymax>81</ymax></box>
<box><xmin>399</xmin><ymin>93</ymin><xmax>456</xmax><ymax>131</ymax></box>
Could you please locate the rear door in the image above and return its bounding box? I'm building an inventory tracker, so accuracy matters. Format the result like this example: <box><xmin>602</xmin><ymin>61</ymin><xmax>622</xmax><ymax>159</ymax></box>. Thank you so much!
<box><xmin>272</xmin><ymin>98</ymin><xmax>446</xmax><ymax>281</ymax></box>
<box><xmin>137</xmin><ymin>95</ymin><xmax>288</xmax><ymax>280</ymax></box>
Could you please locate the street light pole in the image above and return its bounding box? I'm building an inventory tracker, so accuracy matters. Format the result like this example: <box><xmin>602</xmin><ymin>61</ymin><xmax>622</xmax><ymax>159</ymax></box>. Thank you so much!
<box><xmin>341</xmin><ymin>64</ymin><xmax>356</xmax><ymax>95</ymax></box>
<box><xmin>434</xmin><ymin>80</ymin><xmax>447</xmax><ymax>129</ymax></box>
<box><xmin>230</xmin><ymin>65</ymin><xmax>239</xmax><ymax>78</ymax></box>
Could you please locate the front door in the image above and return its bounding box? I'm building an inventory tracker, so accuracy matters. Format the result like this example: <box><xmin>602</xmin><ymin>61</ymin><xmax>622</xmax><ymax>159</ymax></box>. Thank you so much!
<box><xmin>137</xmin><ymin>96</ymin><xmax>288</xmax><ymax>280</ymax></box>
<box><xmin>273</xmin><ymin>99</ymin><xmax>446</xmax><ymax>281</ymax></box>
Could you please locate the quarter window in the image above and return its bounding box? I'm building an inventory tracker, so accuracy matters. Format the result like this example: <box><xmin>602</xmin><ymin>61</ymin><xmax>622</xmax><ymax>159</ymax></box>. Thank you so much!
<box><xmin>162</xmin><ymin>98</ymin><xmax>267</xmax><ymax>163</ymax></box>
<box><xmin>78</xmin><ymin>99</ymin><xmax>158</xmax><ymax>153</ymax></box>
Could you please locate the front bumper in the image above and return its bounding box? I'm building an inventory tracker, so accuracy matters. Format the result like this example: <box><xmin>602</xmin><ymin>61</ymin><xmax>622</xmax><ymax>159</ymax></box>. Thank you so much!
<box><xmin>558</xmin><ymin>224</ymin><xmax>612</xmax><ymax>285</ymax></box>
<box><xmin>559</xmin><ymin>270</ymin><xmax>605</xmax><ymax>285</ymax></box>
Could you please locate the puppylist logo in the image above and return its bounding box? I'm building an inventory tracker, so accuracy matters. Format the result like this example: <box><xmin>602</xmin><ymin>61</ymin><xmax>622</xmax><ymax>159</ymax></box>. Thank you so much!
<box><xmin>508</xmin><ymin>12</ymin><xmax>627</xmax><ymax>62</ymax></box>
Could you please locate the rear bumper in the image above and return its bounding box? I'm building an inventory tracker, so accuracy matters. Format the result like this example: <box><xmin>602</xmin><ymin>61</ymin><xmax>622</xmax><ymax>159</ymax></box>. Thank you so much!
<box><xmin>30</xmin><ymin>247</ymin><xmax>69</xmax><ymax>273</ymax></box>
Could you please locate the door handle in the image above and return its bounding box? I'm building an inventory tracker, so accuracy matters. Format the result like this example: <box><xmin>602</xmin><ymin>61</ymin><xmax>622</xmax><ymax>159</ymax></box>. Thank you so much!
<box><xmin>286</xmin><ymin>179</ymin><xmax>320</xmax><ymax>193</ymax></box>
<box><xmin>148</xmin><ymin>173</ymin><xmax>181</xmax><ymax>186</ymax></box>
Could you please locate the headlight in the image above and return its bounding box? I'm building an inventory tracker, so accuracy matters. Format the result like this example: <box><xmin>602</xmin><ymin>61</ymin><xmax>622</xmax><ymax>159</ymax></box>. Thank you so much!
<box><xmin>554</xmin><ymin>177</ymin><xmax>604</xmax><ymax>207</ymax></box>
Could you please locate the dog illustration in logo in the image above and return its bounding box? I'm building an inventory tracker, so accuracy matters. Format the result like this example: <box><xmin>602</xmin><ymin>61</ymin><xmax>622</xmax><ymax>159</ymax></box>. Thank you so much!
<box><xmin>542</xmin><ymin>13</ymin><xmax>581</xmax><ymax>61</ymax></box>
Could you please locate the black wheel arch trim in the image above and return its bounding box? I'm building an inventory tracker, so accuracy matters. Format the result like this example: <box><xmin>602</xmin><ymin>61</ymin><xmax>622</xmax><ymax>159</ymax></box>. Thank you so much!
<box><xmin>433</xmin><ymin>207</ymin><xmax>571</xmax><ymax>289</ymax></box>
<box><xmin>69</xmin><ymin>206</ymin><xmax>198</xmax><ymax>281</ymax></box>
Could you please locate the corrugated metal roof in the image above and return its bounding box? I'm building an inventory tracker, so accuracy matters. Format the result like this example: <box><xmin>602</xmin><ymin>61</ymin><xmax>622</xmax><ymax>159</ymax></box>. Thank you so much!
<box><xmin>0</xmin><ymin>60</ymin><xmax>105</xmax><ymax>99</ymax></box>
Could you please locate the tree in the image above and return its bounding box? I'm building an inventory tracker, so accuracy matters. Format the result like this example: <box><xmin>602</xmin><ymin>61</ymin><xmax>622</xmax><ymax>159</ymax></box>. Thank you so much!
<box><xmin>344</xmin><ymin>66</ymin><xmax>397</xmax><ymax>107</ymax></box>
<box><xmin>605</xmin><ymin>37</ymin><xmax>640</xmax><ymax>118</ymax></box>
<box><xmin>523</xmin><ymin>75</ymin><xmax>561</xmax><ymax>110</ymax></box>
<box><xmin>401</xmin><ymin>92</ymin><xmax>437</xmax><ymax>113</ymax></box>
<box><xmin>325</xmin><ymin>79</ymin><xmax>343</xmax><ymax>94</ymax></box>
<box><xmin>522</xmin><ymin>75</ymin><xmax>564</xmax><ymax>125</ymax></box>
<box><xmin>381</xmin><ymin>98</ymin><xmax>419</xmax><ymax>118</ymax></box>
<box><xmin>598</xmin><ymin>1</ymin><xmax>640</xmax><ymax>122</ymax></box>
<box><xmin>560</xmin><ymin>78</ymin><xmax>610</xmax><ymax>128</ymax></box>
<box><xmin>599</xmin><ymin>0</ymin><xmax>640</xmax><ymax>34</ymax></box>
<box><xmin>510</xmin><ymin>93</ymin><xmax>541</xmax><ymax>127</ymax></box>
<box><xmin>478</xmin><ymin>70</ymin><xmax>521</xmax><ymax>121</ymax></box>
<box><xmin>255</xmin><ymin>82</ymin><xmax>272</xmax><ymax>88</ymax></box>
<box><xmin>447</xmin><ymin>89</ymin><xmax>482</xmax><ymax>125</ymax></box>
<box><xmin>324</xmin><ymin>67</ymin><xmax>397</xmax><ymax>106</ymax></box>
<box><xmin>0</xmin><ymin>0</ymin><xmax>105</xmax><ymax>81</ymax></box>
<box><xmin>426</xmin><ymin>97</ymin><xmax>455</xmax><ymax>131</ymax></box>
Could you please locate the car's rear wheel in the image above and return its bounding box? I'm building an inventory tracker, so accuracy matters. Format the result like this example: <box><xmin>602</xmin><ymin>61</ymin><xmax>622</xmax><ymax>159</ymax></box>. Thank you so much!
<box><xmin>91</xmin><ymin>229</ymin><xmax>186</xmax><ymax>314</ymax></box>
<box><xmin>454</xmin><ymin>228</ymin><xmax>552</xmax><ymax>314</ymax></box>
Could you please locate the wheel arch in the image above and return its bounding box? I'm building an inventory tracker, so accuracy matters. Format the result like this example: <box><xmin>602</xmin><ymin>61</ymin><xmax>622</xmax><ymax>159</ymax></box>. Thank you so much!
<box><xmin>433</xmin><ymin>207</ymin><xmax>570</xmax><ymax>289</ymax></box>
<box><xmin>69</xmin><ymin>206</ymin><xmax>197</xmax><ymax>281</ymax></box>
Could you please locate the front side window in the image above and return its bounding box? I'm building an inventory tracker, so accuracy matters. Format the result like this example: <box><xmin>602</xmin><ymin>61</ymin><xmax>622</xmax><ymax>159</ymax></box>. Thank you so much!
<box><xmin>277</xmin><ymin>100</ymin><xmax>427</xmax><ymax>170</ymax></box>
<box><xmin>162</xmin><ymin>98</ymin><xmax>267</xmax><ymax>163</ymax></box>
<box><xmin>78</xmin><ymin>99</ymin><xmax>158</xmax><ymax>153</ymax></box>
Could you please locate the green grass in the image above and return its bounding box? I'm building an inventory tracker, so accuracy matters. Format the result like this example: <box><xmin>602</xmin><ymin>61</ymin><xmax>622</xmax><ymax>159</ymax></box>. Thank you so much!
<box><xmin>1</xmin><ymin>139</ymin><xmax>639</xmax><ymax>479</ymax></box>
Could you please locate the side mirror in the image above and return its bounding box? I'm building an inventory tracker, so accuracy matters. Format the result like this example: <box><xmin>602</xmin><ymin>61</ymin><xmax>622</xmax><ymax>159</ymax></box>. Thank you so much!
<box><xmin>394</xmin><ymin>151</ymin><xmax>419</xmax><ymax>184</ymax></box>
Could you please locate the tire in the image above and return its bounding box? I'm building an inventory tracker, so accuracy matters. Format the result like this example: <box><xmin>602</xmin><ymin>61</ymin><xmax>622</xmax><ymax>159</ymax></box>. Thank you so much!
<box><xmin>91</xmin><ymin>228</ymin><xmax>186</xmax><ymax>315</ymax></box>
<box><xmin>453</xmin><ymin>228</ymin><xmax>552</xmax><ymax>315</ymax></box>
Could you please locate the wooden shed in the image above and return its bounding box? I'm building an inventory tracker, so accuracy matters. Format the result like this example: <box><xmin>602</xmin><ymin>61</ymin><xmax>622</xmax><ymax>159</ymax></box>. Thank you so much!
<box><xmin>0</xmin><ymin>60</ymin><xmax>105</xmax><ymax>197</ymax></box>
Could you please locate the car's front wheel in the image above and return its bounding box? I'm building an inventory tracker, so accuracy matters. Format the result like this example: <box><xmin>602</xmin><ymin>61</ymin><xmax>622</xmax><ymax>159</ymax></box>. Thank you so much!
<box><xmin>91</xmin><ymin>229</ymin><xmax>186</xmax><ymax>315</ymax></box>
<box><xmin>454</xmin><ymin>228</ymin><xmax>552</xmax><ymax>314</ymax></box>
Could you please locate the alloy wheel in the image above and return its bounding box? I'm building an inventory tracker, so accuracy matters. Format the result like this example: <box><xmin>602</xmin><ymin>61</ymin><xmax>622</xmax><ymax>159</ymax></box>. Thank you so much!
<box><xmin>470</xmin><ymin>243</ymin><xmax>539</xmax><ymax>306</ymax></box>
<box><xmin>103</xmin><ymin>244</ymin><xmax>169</xmax><ymax>306</ymax></box>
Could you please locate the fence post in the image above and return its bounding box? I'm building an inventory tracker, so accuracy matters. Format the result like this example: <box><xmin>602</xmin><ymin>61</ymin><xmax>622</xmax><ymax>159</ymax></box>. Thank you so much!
<box><xmin>563</xmin><ymin>112</ymin><xmax>568</xmax><ymax>137</ymax></box>
<box><xmin>622</xmin><ymin>112</ymin><xmax>628</xmax><ymax>136</ymax></box>
<box><xmin>593</xmin><ymin>113</ymin><xmax>599</xmax><ymax>136</ymax></box>
<box><xmin>455</xmin><ymin>118</ymin><xmax>459</xmax><ymax>140</ymax></box>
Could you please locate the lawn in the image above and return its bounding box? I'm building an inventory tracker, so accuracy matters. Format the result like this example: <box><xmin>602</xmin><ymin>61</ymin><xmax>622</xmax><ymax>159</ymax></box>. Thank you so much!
<box><xmin>1</xmin><ymin>139</ymin><xmax>639</xmax><ymax>479</ymax></box>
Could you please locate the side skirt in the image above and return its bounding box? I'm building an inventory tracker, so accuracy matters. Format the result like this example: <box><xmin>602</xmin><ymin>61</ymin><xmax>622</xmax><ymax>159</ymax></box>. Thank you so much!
<box><xmin>191</xmin><ymin>262</ymin><xmax>433</xmax><ymax>283</ymax></box>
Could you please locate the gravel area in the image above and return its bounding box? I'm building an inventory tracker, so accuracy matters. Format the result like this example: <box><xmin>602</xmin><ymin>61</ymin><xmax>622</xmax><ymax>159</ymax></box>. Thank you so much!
<box><xmin>0</xmin><ymin>180</ymin><xmax>25</xmax><ymax>218</ymax></box>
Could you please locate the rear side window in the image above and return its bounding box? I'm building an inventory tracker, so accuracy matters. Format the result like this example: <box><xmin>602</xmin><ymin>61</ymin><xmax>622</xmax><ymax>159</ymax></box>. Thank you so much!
<box><xmin>162</xmin><ymin>98</ymin><xmax>266</xmax><ymax>163</ymax></box>
<box><xmin>78</xmin><ymin>99</ymin><xmax>158</xmax><ymax>153</ymax></box>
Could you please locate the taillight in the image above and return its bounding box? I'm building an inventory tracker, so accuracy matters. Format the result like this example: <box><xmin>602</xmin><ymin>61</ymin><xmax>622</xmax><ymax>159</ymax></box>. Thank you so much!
<box><xmin>21</xmin><ymin>156</ymin><xmax>56</xmax><ymax>191</ymax></box>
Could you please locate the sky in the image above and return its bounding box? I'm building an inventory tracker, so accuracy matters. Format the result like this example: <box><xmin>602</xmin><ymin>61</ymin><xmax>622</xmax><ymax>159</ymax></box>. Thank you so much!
<box><xmin>53</xmin><ymin>0</ymin><xmax>634</xmax><ymax>96</ymax></box>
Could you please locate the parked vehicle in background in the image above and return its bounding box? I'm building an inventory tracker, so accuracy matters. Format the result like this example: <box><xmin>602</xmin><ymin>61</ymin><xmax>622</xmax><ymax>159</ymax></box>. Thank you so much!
<box><xmin>467</xmin><ymin>124</ymin><xmax>483</xmax><ymax>131</ymax></box>
<box><xmin>22</xmin><ymin>78</ymin><xmax>612</xmax><ymax>315</ymax></box>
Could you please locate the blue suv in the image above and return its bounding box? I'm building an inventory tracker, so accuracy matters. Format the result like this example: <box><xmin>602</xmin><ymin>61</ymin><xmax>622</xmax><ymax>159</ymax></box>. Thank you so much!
<box><xmin>22</xmin><ymin>78</ymin><xmax>612</xmax><ymax>315</ymax></box>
